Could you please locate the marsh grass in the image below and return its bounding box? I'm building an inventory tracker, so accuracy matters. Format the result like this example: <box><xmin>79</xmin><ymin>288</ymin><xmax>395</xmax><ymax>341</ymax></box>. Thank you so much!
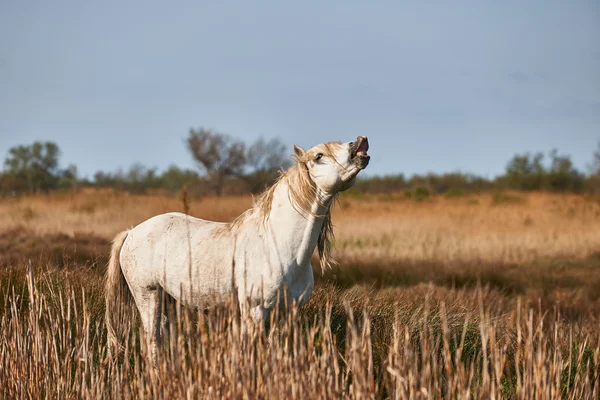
<box><xmin>1</xmin><ymin>190</ymin><xmax>600</xmax><ymax>398</ymax></box>
<box><xmin>1</xmin><ymin>261</ymin><xmax>599</xmax><ymax>398</ymax></box>
<box><xmin>3</xmin><ymin>190</ymin><xmax>600</xmax><ymax>267</ymax></box>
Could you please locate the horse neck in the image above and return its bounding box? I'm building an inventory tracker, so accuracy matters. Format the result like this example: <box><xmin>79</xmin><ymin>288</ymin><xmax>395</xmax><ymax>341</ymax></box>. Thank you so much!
<box><xmin>267</xmin><ymin>179</ymin><xmax>331</xmax><ymax>267</ymax></box>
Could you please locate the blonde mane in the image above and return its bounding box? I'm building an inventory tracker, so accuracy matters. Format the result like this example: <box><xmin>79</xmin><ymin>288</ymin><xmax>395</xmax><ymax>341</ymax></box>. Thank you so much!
<box><xmin>231</xmin><ymin>144</ymin><xmax>341</xmax><ymax>271</ymax></box>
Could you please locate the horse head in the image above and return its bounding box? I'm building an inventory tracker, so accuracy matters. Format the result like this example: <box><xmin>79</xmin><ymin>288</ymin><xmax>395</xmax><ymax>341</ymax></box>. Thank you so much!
<box><xmin>292</xmin><ymin>136</ymin><xmax>370</xmax><ymax>196</ymax></box>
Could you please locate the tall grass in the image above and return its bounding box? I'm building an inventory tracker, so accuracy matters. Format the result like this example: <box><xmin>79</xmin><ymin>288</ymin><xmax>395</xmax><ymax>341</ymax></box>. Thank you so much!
<box><xmin>1</xmin><ymin>190</ymin><xmax>600</xmax><ymax>398</ymax></box>
<box><xmin>1</xmin><ymin>262</ymin><xmax>598</xmax><ymax>398</ymax></box>
<box><xmin>2</xmin><ymin>190</ymin><xmax>599</xmax><ymax>265</ymax></box>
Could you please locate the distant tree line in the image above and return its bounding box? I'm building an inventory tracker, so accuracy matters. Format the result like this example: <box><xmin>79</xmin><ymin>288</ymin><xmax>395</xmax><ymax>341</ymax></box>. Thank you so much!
<box><xmin>1</xmin><ymin>129</ymin><xmax>600</xmax><ymax>197</ymax></box>
<box><xmin>0</xmin><ymin>128</ymin><xmax>292</xmax><ymax>197</ymax></box>
<box><xmin>0</xmin><ymin>142</ymin><xmax>79</xmax><ymax>194</ymax></box>
<box><xmin>353</xmin><ymin>147</ymin><xmax>600</xmax><ymax>195</ymax></box>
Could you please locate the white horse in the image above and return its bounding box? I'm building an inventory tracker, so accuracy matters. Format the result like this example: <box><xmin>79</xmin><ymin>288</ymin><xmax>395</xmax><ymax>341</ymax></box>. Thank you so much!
<box><xmin>105</xmin><ymin>136</ymin><xmax>370</xmax><ymax>358</ymax></box>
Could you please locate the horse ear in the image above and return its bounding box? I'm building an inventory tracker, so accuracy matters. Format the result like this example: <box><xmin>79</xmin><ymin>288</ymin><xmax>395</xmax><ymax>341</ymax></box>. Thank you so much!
<box><xmin>293</xmin><ymin>144</ymin><xmax>305</xmax><ymax>159</ymax></box>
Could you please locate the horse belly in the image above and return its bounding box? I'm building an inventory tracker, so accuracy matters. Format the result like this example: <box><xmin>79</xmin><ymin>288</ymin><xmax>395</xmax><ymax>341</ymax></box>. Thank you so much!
<box><xmin>121</xmin><ymin>213</ymin><xmax>235</xmax><ymax>307</ymax></box>
<box><xmin>161</xmin><ymin>255</ymin><xmax>235</xmax><ymax>307</ymax></box>
<box><xmin>158</xmin><ymin>235</ymin><xmax>236</xmax><ymax>307</ymax></box>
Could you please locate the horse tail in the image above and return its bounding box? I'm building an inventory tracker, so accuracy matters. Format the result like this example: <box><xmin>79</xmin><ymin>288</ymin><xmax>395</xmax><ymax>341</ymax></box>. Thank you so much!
<box><xmin>105</xmin><ymin>230</ymin><xmax>131</xmax><ymax>353</ymax></box>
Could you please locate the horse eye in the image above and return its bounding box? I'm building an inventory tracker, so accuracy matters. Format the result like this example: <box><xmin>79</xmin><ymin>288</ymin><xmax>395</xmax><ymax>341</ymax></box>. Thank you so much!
<box><xmin>315</xmin><ymin>153</ymin><xmax>323</xmax><ymax>161</ymax></box>
<box><xmin>349</xmin><ymin>142</ymin><xmax>354</xmax><ymax>146</ymax></box>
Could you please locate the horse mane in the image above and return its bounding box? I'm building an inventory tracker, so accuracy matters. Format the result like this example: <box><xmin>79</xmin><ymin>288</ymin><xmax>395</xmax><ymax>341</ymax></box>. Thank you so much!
<box><xmin>230</xmin><ymin>146</ymin><xmax>340</xmax><ymax>271</ymax></box>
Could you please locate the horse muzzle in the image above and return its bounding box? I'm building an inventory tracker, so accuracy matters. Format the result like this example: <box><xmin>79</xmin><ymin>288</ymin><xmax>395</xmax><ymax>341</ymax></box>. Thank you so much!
<box><xmin>351</xmin><ymin>136</ymin><xmax>370</xmax><ymax>169</ymax></box>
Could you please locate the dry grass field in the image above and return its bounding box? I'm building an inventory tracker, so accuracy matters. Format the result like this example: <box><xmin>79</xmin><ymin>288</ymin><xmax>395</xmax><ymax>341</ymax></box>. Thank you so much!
<box><xmin>1</xmin><ymin>189</ymin><xmax>599</xmax><ymax>398</ymax></box>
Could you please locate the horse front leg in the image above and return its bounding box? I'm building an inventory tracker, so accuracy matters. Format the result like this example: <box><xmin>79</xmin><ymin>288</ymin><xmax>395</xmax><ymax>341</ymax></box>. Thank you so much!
<box><xmin>249</xmin><ymin>303</ymin><xmax>282</xmax><ymax>347</ymax></box>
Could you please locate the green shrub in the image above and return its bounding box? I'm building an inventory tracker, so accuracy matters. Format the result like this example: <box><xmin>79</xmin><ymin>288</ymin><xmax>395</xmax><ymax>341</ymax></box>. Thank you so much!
<box><xmin>413</xmin><ymin>186</ymin><xmax>430</xmax><ymax>201</ymax></box>
<box><xmin>444</xmin><ymin>188</ymin><xmax>466</xmax><ymax>198</ymax></box>
<box><xmin>491</xmin><ymin>192</ymin><xmax>523</xmax><ymax>205</ymax></box>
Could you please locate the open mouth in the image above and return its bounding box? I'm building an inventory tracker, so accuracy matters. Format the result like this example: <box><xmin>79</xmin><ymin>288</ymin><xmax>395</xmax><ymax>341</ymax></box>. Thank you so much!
<box><xmin>351</xmin><ymin>136</ymin><xmax>370</xmax><ymax>163</ymax></box>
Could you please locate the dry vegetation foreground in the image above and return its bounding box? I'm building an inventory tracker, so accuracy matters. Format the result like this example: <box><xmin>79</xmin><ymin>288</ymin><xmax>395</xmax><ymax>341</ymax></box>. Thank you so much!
<box><xmin>1</xmin><ymin>189</ymin><xmax>600</xmax><ymax>398</ymax></box>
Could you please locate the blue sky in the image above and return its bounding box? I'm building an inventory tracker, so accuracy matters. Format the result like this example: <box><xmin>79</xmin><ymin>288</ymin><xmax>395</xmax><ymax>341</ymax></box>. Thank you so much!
<box><xmin>1</xmin><ymin>0</ymin><xmax>599</xmax><ymax>179</ymax></box>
